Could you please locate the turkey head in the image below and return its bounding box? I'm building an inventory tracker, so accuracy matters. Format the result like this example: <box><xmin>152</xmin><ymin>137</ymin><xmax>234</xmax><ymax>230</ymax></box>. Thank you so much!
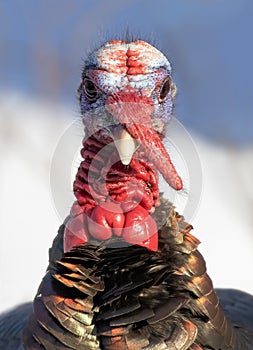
<box><xmin>65</xmin><ymin>40</ymin><xmax>182</xmax><ymax>252</ymax></box>
<box><xmin>79</xmin><ymin>40</ymin><xmax>182</xmax><ymax>190</ymax></box>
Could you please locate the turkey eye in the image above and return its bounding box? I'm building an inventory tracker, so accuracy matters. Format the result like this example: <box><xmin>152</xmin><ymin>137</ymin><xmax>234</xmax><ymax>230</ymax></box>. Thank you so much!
<box><xmin>159</xmin><ymin>77</ymin><xmax>171</xmax><ymax>102</ymax></box>
<box><xmin>83</xmin><ymin>78</ymin><xmax>98</xmax><ymax>101</ymax></box>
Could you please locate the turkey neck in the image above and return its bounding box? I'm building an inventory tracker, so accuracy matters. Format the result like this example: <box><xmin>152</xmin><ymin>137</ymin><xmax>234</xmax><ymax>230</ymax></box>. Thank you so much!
<box><xmin>74</xmin><ymin>132</ymin><xmax>160</xmax><ymax>211</ymax></box>
<box><xmin>64</xmin><ymin>132</ymin><xmax>161</xmax><ymax>252</ymax></box>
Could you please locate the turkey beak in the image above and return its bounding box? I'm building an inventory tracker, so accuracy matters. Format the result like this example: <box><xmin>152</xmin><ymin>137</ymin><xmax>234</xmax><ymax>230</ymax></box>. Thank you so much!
<box><xmin>113</xmin><ymin>126</ymin><xmax>138</xmax><ymax>165</ymax></box>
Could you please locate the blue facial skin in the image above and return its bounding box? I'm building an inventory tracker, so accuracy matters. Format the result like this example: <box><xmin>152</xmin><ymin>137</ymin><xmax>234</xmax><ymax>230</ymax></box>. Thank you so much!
<box><xmin>78</xmin><ymin>41</ymin><xmax>175</xmax><ymax>139</ymax></box>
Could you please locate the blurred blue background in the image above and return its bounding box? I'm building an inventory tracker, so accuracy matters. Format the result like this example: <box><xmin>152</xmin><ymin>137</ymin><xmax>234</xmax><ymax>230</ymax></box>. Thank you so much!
<box><xmin>1</xmin><ymin>0</ymin><xmax>252</xmax><ymax>144</ymax></box>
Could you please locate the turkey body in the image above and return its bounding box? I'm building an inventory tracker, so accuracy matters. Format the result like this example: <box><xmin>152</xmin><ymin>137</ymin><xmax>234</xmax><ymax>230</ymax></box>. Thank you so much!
<box><xmin>1</xmin><ymin>200</ymin><xmax>253</xmax><ymax>350</ymax></box>
<box><xmin>1</xmin><ymin>39</ymin><xmax>253</xmax><ymax>349</ymax></box>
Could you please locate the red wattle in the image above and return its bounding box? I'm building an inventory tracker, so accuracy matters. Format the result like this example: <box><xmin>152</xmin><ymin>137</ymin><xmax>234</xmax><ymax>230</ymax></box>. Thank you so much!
<box><xmin>88</xmin><ymin>203</ymin><xmax>125</xmax><ymax>240</ymax></box>
<box><xmin>122</xmin><ymin>205</ymin><xmax>158</xmax><ymax>251</ymax></box>
<box><xmin>68</xmin><ymin>134</ymin><xmax>162</xmax><ymax>252</ymax></box>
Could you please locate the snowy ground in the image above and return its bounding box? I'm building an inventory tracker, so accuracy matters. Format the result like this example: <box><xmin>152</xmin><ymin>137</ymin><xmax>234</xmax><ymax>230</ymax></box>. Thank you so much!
<box><xmin>0</xmin><ymin>94</ymin><xmax>252</xmax><ymax>313</ymax></box>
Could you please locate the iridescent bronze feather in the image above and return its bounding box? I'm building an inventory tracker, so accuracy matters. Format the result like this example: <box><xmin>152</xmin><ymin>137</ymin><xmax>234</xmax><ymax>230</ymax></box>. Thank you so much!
<box><xmin>20</xmin><ymin>198</ymin><xmax>253</xmax><ymax>349</ymax></box>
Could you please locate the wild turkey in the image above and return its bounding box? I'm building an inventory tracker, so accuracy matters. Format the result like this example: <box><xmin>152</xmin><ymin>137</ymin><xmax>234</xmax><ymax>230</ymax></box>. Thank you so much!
<box><xmin>1</xmin><ymin>38</ymin><xmax>253</xmax><ymax>350</ymax></box>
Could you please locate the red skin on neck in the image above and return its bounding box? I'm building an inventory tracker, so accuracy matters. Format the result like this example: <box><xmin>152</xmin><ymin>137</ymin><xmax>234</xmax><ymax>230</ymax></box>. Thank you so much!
<box><xmin>64</xmin><ymin>134</ymin><xmax>159</xmax><ymax>252</ymax></box>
